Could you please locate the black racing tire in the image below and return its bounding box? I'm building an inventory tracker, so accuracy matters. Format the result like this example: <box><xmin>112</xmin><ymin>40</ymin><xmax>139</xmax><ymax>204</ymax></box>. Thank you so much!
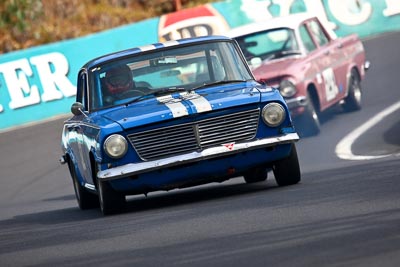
<box><xmin>273</xmin><ymin>144</ymin><xmax>301</xmax><ymax>186</ymax></box>
<box><xmin>97</xmin><ymin>178</ymin><xmax>126</xmax><ymax>216</ymax></box>
<box><xmin>295</xmin><ymin>92</ymin><xmax>321</xmax><ymax>137</ymax></box>
<box><xmin>342</xmin><ymin>70</ymin><xmax>362</xmax><ymax>112</ymax></box>
<box><xmin>68</xmin><ymin>160</ymin><xmax>99</xmax><ymax>210</ymax></box>
<box><xmin>243</xmin><ymin>167</ymin><xmax>268</xmax><ymax>183</ymax></box>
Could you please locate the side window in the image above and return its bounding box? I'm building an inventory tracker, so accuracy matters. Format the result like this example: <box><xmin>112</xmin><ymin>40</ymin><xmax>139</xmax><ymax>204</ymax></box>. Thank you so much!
<box><xmin>308</xmin><ymin>20</ymin><xmax>329</xmax><ymax>47</ymax></box>
<box><xmin>77</xmin><ymin>72</ymin><xmax>88</xmax><ymax>111</ymax></box>
<box><xmin>299</xmin><ymin>25</ymin><xmax>316</xmax><ymax>52</ymax></box>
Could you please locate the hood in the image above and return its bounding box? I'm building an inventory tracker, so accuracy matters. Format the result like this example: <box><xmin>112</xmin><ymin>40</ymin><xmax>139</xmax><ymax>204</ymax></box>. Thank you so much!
<box><xmin>100</xmin><ymin>81</ymin><xmax>263</xmax><ymax>130</ymax></box>
<box><xmin>252</xmin><ymin>57</ymin><xmax>299</xmax><ymax>82</ymax></box>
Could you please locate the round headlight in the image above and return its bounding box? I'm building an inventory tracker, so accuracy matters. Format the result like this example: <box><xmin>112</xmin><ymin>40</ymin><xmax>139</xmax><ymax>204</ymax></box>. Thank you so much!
<box><xmin>279</xmin><ymin>80</ymin><xmax>297</xmax><ymax>98</ymax></box>
<box><xmin>262</xmin><ymin>103</ymin><xmax>286</xmax><ymax>127</ymax></box>
<box><xmin>104</xmin><ymin>134</ymin><xmax>128</xmax><ymax>159</ymax></box>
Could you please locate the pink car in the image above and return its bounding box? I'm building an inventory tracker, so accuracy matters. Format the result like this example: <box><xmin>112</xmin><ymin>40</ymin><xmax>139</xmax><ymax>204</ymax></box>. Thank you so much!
<box><xmin>228</xmin><ymin>13</ymin><xmax>369</xmax><ymax>136</ymax></box>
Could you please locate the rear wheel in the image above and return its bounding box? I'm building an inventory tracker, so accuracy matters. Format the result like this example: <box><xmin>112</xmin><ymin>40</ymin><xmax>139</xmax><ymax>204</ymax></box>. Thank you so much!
<box><xmin>295</xmin><ymin>92</ymin><xmax>320</xmax><ymax>137</ymax></box>
<box><xmin>342</xmin><ymin>70</ymin><xmax>362</xmax><ymax>112</ymax></box>
<box><xmin>68</xmin><ymin>160</ymin><xmax>99</xmax><ymax>210</ymax></box>
<box><xmin>243</xmin><ymin>167</ymin><xmax>268</xmax><ymax>183</ymax></box>
<box><xmin>273</xmin><ymin>144</ymin><xmax>301</xmax><ymax>186</ymax></box>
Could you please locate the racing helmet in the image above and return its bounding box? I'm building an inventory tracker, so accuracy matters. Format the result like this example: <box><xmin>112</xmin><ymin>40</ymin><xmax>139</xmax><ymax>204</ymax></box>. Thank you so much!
<box><xmin>105</xmin><ymin>64</ymin><xmax>134</xmax><ymax>94</ymax></box>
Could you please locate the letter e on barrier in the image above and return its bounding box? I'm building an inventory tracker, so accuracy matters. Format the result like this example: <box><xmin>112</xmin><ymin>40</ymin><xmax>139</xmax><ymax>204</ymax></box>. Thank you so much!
<box><xmin>30</xmin><ymin>52</ymin><xmax>76</xmax><ymax>102</ymax></box>
<box><xmin>0</xmin><ymin>59</ymin><xmax>40</xmax><ymax>110</ymax></box>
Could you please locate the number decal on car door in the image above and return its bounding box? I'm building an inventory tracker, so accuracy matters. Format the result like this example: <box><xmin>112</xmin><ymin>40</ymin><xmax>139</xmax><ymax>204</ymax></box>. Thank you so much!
<box><xmin>322</xmin><ymin>68</ymin><xmax>339</xmax><ymax>102</ymax></box>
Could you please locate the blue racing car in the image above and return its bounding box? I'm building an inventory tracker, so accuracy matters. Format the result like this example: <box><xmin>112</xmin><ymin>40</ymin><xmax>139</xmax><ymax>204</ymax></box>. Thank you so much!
<box><xmin>60</xmin><ymin>36</ymin><xmax>301</xmax><ymax>215</ymax></box>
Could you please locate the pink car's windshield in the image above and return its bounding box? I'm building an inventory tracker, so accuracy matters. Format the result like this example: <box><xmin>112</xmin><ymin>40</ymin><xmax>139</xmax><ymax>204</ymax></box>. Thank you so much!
<box><xmin>234</xmin><ymin>28</ymin><xmax>301</xmax><ymax>65</ymax></box>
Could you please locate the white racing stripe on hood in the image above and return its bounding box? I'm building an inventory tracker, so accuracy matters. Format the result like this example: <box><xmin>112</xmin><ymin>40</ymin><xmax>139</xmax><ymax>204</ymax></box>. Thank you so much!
<box><xmin>162</xmin><ymin>40</ymin><xmax>180</xmax><ymax>47</ymax></box>
<box><xmin>180</xmin><ymin>91</ymin><xmax>212</xmax><ymax>113</ymax></box>
<box><xmin>157</xmin><ymin>95</ymin><xmax>188</xmax><ymax>118</ymax></box>
<box><xmin>139</xmin><ymin>44</ymin><xmax>156</xmax><ymax>52</ymax></box>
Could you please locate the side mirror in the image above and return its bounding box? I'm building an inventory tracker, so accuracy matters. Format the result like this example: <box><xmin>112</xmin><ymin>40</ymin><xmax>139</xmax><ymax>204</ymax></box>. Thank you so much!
<box><xmin>71</xmin><ymin>102</ymin><xmax>85</xmax><ymax>116</ymax></box>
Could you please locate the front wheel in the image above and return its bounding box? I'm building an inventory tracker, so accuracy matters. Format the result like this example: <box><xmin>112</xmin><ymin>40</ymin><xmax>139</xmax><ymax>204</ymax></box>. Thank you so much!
<box><xmin>93</xmin><ymin>163</ymin><xmax>126</xmax><ymax>215</ymax></box>
<box><xmin>97</xmin><ymin>178</ymin><xmax>126</xmax><ymax>215</ymax></box>
<box><xmin>243</xmin><ymin>167</ymin><xmax>268</xmax><ymax>183</ymax></box>
<box><xmin>295</xmin><ymin>93</ymin><xmax>321</xmax><ymax>137</ymax></box>
<box><xmin>273</xmin><ymin>144</ymin><xmax>301</xmax><ymax>186</ymax></box>
<box><xmin>68</xmin><ymin>160</ymin><xmax>99</xmax><ymax>210</ymax></box>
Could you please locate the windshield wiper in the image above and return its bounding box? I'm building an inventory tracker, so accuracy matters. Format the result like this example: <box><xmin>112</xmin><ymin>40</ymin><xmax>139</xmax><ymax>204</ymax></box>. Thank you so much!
<box><xmin>266</xmin><ymin>50</ymin><xmax>302</xmax><ymax>60</ymax></box>
<box><xmin>125</xmin><ymin>87</ymin><xmax>187</xmax><ymax>106</ymax></box>
<box><xmin>280</xmin><ymin>50</ymin><xmax>302</xmax><ymax>56</ymax></box>
<box><xmin>153</xmin><ymin>87</ymin><xmax>187</xmax><ymax>96</ymax></box>
<box><xmin>125</xmin><ymin>81</ymin><xmax>248</xmax><ymax>106</ymax></box>
<box><xmin>124</xmin><ymin>93</ymin><xmax>155</xmax><ymax>106</ymax></box>
<box><xmin>192</xmin><ymin>80</ymin><xmax>248</xmax><ymax>91</ymax></box>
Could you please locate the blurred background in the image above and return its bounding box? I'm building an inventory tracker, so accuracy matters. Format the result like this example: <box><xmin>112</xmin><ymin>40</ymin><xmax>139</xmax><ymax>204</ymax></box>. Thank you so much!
<box><xmin>0</xmin><ymin>0</ymin><xmax>214</xmax><ymax>53</ymax></box>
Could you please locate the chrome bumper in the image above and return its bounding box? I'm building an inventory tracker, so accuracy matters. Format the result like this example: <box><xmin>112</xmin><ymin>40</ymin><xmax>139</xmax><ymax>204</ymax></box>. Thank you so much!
<box><xmin>285</xmin><ymin>96</ymin><xmax>308</xmax><ymax>110</ymax></box>
<box><xmin>98</xmin><ymin>132</ymin><xmax>299</xmax><ymax>181</ymax></box>
<box><xmin>59</xmin><ymin>155</ymin><xmax>67</xmax><ymax>165</ymax></box>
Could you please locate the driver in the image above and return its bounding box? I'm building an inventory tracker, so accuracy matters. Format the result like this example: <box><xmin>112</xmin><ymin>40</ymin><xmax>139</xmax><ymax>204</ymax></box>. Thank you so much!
<box><xmin>104</xmin><ymin>64</ymin><xmax>134</xmax><ymax>97</ymax></box>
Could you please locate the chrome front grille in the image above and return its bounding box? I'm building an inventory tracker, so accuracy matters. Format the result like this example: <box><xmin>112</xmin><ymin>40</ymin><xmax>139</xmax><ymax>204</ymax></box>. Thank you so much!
<box><xmin>128</xmin><ymin>123</ymin><xmax>200</xmax><ymax>160</ymax></box>
<box><xmin>127</xmin><ymin>109</ymin><xmax>260</xmax><ymax>161</ymax></box>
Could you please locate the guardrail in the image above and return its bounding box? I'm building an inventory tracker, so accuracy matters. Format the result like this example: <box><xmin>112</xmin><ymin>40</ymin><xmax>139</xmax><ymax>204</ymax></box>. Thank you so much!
<box><xmin>0</xmin><ymin>0</ymin><xmax>399</xmax><ymax>132</ymax></box>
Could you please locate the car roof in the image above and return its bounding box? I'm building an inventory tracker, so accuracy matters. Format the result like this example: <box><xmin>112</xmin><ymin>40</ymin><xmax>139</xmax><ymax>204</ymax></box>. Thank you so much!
<box><xmin>82</xmin><ymin>35</ymin><xmax>232</xmax><ymax>70</ymax></box>
<box><xmin>226</xmin><ymin>13</ymin><xmax>315</xmax><ymax>38</ymax></box>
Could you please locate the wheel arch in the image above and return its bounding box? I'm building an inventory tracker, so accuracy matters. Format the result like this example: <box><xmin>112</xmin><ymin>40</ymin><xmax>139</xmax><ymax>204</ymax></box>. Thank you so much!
<box><xmin>351</xmin><ymin>66</ymin><xmax>361</xmax><ymax>80</ymax></box>
<box><xmin>65</xmin><ymin>152</ymin><xmax>73</xmax><ymax>177</ymax></box>
<box><xmin>89</xmin><ymin>151</ymin><xmax>99</xmax><ymax>191</ymax></box>
<box><xmin>350</xmin><ymin>65</ymin><xmax>361</xmax><ymax>79</ymax></box>
<box><xmin>306</xmin><ymin>83</ymin><xmax>321</xmax><ymax>113</ymax></box>
<box><xmin>344</xmin><ymin>65</ymin><xmax>361</xmax><ymax>97</ymax></box>
<box><xmin>65</xmin><ymin>151</ymin><xmax>87</xmax><ymax>189</ymax></box>
<box><xmin>348</xmin><ymin>62</ymin><xmax>361</xmax><ymax>83</ymax></box>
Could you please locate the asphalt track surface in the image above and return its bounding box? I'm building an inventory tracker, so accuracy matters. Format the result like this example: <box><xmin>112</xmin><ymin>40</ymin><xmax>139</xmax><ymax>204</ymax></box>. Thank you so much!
<box><xmin>0</xmin><ymin>32</ymin><xmax>399</xmax><ymax>267</ymax></box>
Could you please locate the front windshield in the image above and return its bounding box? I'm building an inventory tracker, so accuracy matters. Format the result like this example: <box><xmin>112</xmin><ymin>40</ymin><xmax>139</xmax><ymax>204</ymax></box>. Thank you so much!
<box><xmin>234</xmin><ymin>28</ymin><xmax>300</xmax><ymax>68</ymax></box>
<box><xmin>88</xmin><ymin>41</ymin><xmax>253</xmax><ymax>110</ymax></box>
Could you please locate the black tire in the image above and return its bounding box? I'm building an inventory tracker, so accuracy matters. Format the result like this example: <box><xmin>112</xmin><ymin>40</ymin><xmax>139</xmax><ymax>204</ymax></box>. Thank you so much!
<box><xmin>97</xmin><ymin>178</ymin><xmax>126</xmax><ymax>216</ymax></box>
<box><xmin>342</xmin><ymin>70</ymin><xmax>362</xmax><ymax>112</ymax></box>
<box><xmin>243</xmin><ymin>167</ymin><xmax>268</xmax><ymax>183</ymax></box>
<box><xmin>273</xmin><ymin>144</ymin><xmax>301</xmax><ymax>186</ymax></box>
<box><xmin>295</xmin><ymin>92</ymin><xmax>321</xmax><ymax>137</ymax></box>
<box><xmin>68</xmin><ymin>160</ymin><xmax>99</xmax><ymax>210</ymax></box>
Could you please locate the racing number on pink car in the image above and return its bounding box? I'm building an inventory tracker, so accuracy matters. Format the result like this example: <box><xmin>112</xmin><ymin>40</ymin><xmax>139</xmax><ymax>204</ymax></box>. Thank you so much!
<box><xmin>322</xmin><ymin>68</ymin><xmax>339</xmax><ymax>102</ymax></box>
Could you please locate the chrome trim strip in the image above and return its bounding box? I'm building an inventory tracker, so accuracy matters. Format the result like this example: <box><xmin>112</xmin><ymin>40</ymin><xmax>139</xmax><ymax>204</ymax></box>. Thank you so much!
<box><xmin>98</xmin><ymin>132</ymin><xmax>299</xmax><ymax>181</ymax></box>
<box><xmin>84</xmin><ymin>183</ymin><xmax>96</xmax><ymax>191</ymax></box>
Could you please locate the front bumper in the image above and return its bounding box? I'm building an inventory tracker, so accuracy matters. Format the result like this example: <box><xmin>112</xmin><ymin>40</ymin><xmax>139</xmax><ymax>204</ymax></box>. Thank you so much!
<box><xmin>98</xmin><ymin>132</ymin><xmax>299</xmax><ymax>181</ymax></box>
<box><xmin>285</xmin><ymin>96</ymin><xmax>307</xmax><ymax>110</ymax></box>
